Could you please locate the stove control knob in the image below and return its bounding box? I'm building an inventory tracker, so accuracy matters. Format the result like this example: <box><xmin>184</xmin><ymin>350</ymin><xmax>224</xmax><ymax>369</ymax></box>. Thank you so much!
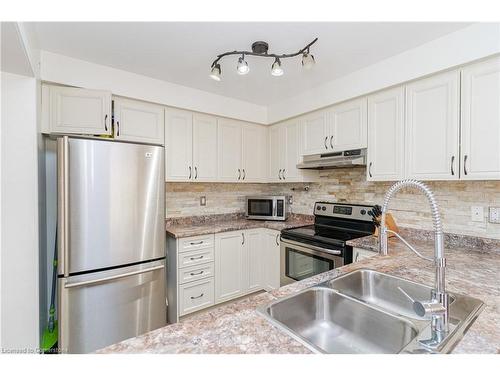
<box><xmin>360</xmin><ymin>209</ymin><xmax>366</xmax><ymax>215</ymax></box>
<box><xmin>321</xmin><ymin>206</ymin><xmax>326</xmax><ymax>211</ymax></box>
<box><xmin>316</xmin><ymin>205</ymin><xmax>321</xmax><ymax>211</ymax></box>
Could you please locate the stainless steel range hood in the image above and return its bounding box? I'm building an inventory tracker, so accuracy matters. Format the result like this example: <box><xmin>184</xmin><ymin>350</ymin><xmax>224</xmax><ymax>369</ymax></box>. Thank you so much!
<box><xmin>297</xmin><ymin>149</ymin><xmax>367</xmax><ymax>169</ymax></box>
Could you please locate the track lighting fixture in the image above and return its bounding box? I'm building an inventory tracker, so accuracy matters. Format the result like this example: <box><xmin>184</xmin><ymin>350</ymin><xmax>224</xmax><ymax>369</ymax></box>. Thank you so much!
<box><xmin>209</xmin><ymin>38</ymin><xmax>317</xmax><ymax>81</ymax></box>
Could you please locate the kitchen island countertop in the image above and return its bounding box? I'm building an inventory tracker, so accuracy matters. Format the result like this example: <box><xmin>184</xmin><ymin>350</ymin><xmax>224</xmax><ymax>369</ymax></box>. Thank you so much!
<box><xmin>99</xmin><ymin>232</ymin><xmax>500</xmax><ymax>354</ymax></box>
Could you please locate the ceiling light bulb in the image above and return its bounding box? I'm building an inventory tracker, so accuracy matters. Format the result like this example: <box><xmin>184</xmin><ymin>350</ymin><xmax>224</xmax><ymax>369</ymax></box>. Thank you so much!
<box><xmin>271</xmin><ymin>58</ymin><xmax>284</xmax><ymax>77</ymax></box>
<box><xmin>209</xmin><ymin>63</ymin><xmax>222</xmax><ymax>81</ymax></box>
<box><xmin>237</xmin><ymin>56</ymin><xmax>249</xmax><ymax>75</ymax></box>
<box><xmin>302</xmin><ymin>52</ymin><xmax>315</xmax><ymax>69</ymax></box>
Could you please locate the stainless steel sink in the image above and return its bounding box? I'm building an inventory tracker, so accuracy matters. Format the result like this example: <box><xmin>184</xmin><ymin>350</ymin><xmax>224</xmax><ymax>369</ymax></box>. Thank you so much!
<box><xmin>261</xmin><ymin>287</ymin><xmax>418</xmax><ymax>354</ymax></box>
<box><xmin>258</xmin><ymin>269</ymin><xmax>484</xmax><ymax>354</ymax></box>
<box><xmin>324</xmin><ymin>269</ymin><xmax>456</xmax><ymax>321</ymax></box>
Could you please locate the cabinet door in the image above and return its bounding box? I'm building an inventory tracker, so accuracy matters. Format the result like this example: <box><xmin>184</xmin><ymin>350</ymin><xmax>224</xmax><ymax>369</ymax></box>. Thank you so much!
<box><xmin>302</xmin><ymin>110</ymin><xmax>329</xmax><ymax>155</ymax></box>
<box><xmin>268</xmin><ymin>125</ymin><xmax>282</xmax><ymax>182</ymax></box>
<box><xmin>367</xmin><ymin>86</ymin><xmax>405</xmax><ymax>181</ymax></box>
<box><xmin>243</xmin><ymin>230</ymin><xmax>263</xmax><ymax>293</ymax></box>
<box><xmin>49</xmin><ymin>85</ymin><xmax>111</xmax><ymax>135</ymax></box>
<box><xmin>242</xmin><ymin>124</ymin><xmax>267</xmax><ymax>182</ymax></box>
<box><xmin>329</xmin><ymin>97</ymin><xmax>367</xmax><ymax>151</ymax></box>
<box><xmin>263</xmin><ymin>230</ymin><xmax>281</xmax><ymax>291</ymax></box>
<box><xmin>215</xmin><ymin>231</ymin><xmax>244</xmax><ymax>303</ymax></box>
<box><xmin>282</xmin><ymin>120</ymin><xmax>300</xmax><ymax>182</ymax></box>
<box><xmin>217</xmin><ymin>119</ymin><xmax>242</xmax><ymax>182</ymax></box>
<box><xmin>165</xmin><ymin>108</ymin><xmax>193</xmax><ymax>181</ymax></box>
<box><xmin>405</xmin><ymin>70</ymin><xmax>460</xmax><ymax>180</ymax></box>
<box><xmin>113</xmin><ymin>97</ymin><xmax>164</xmax><ymax>145</ymax></box>
<box><xmin>192</xmin><ymin>114</ymin><xmax>218</xmax><ymax>181</ymax></box>
<box><xmin>461</xmin><ymin>56</ymin><xmax>500</xmax><ymax>180</ymax></box>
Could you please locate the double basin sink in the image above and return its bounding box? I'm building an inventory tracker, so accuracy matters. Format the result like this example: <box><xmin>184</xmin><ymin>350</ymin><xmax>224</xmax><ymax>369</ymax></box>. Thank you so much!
<box><xmin>258</xmin><ymin>269</ymin><xmax>484</xmax><ymax>354</ymax></box>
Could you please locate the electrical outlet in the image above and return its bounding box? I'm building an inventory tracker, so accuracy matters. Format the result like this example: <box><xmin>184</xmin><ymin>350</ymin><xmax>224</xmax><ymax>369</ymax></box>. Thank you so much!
<box><xmin>200</xmin><ymin>196</ymin><xmax>206</xmax><ymax>206</ymax></box>
<box><xmin>489</xmin><ymin>207</ymin><xmax>500</xmax><ymax>224</ymax></box>
<box><xmin>471</xmin><ymin>206</ymin><xmax>484</xmax><ymax>222</ymax></box>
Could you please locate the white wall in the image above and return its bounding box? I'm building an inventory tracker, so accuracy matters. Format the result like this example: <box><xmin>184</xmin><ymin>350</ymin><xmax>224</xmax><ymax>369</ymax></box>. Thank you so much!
<box><xmin>268</xmin><ymin>23</ymin><xmax>500</xmax><ymax>123</ymax></box>
<box><xmin>40</xmin><ymin>51</ymin><xmax>268</xmax><ymax>124</ymax></box>
<box><xmin>0</xmin><ymin>72</ymin><xmax>40</xmax><ymax>351</ymax></box>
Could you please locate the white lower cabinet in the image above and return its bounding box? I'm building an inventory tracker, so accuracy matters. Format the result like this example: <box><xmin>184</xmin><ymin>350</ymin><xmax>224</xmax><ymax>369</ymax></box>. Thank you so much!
<box><xmin>262</xmin><ymin>230</ymin><xmax>281</xmax><ymax>291</ymax></box>
<box><xmin>215</xmin><ymin>231</ymin><xmax>245</xmax><ymax>303</ymax></box>
<box><xmin>179</xmin><ymin>278</ymin><xmax>215</xmax><ymax>316</ymax></box>
<box><xmin>244</xmin><ymin>230</ymin><xmax>264</xmax><ymax>293</ymax></box>
<box><xmin>353</xmin><ymin>247</ymin><xmax>377</xmax><ymax>262</ymax></box>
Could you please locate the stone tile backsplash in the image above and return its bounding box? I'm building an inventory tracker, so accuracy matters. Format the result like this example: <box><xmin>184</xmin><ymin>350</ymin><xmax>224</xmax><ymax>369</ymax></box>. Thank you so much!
<box><xmin>166</xmin><ymin>167</ymin><xmax>500</xmax><ymax>239</ymax></box>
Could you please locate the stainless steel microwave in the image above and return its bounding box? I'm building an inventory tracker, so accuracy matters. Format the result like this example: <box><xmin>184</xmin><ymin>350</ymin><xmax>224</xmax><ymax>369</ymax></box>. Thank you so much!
<box><xmin>245</xmin><ymin>195</ymin><xmax>290</xmax><ymax>221</ymax></box>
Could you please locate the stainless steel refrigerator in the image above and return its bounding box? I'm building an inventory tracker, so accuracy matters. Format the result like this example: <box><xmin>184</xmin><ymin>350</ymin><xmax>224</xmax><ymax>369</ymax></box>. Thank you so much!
<box><xmin>56</xmin><ymin>136</ymin><xmax>166</xmax><ymax>353</ymax></box>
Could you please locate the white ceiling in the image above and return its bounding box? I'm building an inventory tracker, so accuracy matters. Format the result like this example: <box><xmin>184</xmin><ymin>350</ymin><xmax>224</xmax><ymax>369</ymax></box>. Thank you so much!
<box><xmin>31</xmin><ymin>22</ymin><xmax>471</xmax><ymax>105</ymax></box>
<box><xmin>1</xmin><ymin>22</ymin><xmax>34</xmax><ymax>77</ymax></box>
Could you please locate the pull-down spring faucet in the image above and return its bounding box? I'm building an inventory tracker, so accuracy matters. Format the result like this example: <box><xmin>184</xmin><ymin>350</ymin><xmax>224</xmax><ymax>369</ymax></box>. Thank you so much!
<box><xmin>379</xmin><ymin>179</ymin><xmax>449</xmax><ymax>348</ymax></box>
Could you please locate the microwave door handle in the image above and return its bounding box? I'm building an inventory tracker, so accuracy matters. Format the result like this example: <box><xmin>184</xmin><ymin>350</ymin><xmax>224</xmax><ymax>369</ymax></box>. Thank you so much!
<box><xmin>273</xmin><ymin>200</ymin><xmax>277</xmax><ymax>217</ymax></box>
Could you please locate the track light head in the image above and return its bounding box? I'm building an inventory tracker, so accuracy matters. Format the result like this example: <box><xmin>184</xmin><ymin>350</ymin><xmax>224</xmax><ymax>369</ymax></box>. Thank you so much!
<box><xmin>271</xmin><ymin>58</ymin><xmax>284</xmax><ymax>77</ymax></box>
<box><xmin>237</xmin><ymin>55</ymin><xmax>249</xmax><ymax>75</ymax></box>
<box><xmin>209</xmin><ymin>63</ymin><xmax>222</xmax><ymax>81</ymax></box>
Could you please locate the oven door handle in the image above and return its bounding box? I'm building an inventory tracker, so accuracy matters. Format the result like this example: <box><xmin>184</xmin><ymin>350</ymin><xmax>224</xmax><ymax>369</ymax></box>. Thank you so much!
<box><xmin>281</xmin><ymin>238</ymin><xmax>343</xmax><ymax>255</ymax></box>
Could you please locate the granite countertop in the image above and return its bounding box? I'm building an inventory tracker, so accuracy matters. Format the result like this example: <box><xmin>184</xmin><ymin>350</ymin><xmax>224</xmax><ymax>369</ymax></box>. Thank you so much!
<box><xmin>99</xmin><ymin>230</ymin><xmax>500</xmax><ymax>354</ymax></box>
<box><xmin>165</xmin><ymin>213</ymin><xmax>314</xmax><ymax>238</ymax></box>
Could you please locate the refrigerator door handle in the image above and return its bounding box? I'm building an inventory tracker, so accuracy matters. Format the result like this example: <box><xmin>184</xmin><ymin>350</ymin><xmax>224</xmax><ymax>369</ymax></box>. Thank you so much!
<box><xmin>57</xmin><ymin>136</ymin><xmax>70</xmax><ymax>277</ymax></box>
<box><xmin>64</xmin><ymin>264</ymin><xmax>165</xmax><ymax>289</ymax></box>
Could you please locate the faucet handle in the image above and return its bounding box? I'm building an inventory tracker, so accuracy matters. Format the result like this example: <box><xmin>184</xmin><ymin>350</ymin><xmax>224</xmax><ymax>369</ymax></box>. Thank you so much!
<box><xmin>398</xmin><ymin>287</ymin><xmax>446</xmax><ymax>319</ymax></box>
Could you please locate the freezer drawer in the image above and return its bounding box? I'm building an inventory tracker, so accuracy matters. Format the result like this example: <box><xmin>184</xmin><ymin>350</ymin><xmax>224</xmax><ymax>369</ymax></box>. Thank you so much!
<box><xmin>58</xmin><ymin>259</ymin><xmax>167</xmax><ymax>353</ymax></box>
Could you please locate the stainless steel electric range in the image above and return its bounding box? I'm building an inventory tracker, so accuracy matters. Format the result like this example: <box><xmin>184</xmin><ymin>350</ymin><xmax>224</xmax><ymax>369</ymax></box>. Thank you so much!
<box><xmin>280</xmin><ymin>202</ymin><xmax>376</xmax><ymax>286</ymax></box>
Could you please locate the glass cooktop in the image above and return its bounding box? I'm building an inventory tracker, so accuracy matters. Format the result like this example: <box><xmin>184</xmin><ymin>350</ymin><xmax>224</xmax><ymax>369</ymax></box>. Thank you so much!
<box><xmin>281</xmin><ymin>224</ymin><xmax>371</xmax><ymax>247</ymax></box>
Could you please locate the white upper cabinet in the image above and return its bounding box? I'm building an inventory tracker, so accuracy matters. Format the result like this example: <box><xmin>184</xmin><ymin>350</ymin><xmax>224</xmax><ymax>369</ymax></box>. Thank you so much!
<box><xmin>165</xmin><ymin>108</ymin><xmax>193</xmax><ymax>181</ymax></box>
<box><xmin>405</xmin><ymin>70</ymin><xmax>460</xmax><ymax>180</ymax></box>
<box><xmin>242</xmin><ymin>124</ymin><xmax>267</xmax><ymax>182</ymax></box>
<box><xmin>192</xmin><ymin>114</ymin><xmax>218</xmax><ymax>181</ymax></box>
<box><xmin>46</xmin><ymin>85</ymin><xmax>111</xmax><ymax>135</ymax></box>
<box><xmin>329</xmin><ymin>97</ymin><xmax>368</xmax><ymax>151</ymax></box>
<box><xmin>113</xmin><ymin>97</ymin><xmax>164</xmax><ymax>145</ymax></box>
<box><xmin>302</xmin><ymin>110</ymin><xmax>329</xmax><ymax>155</ymax></box>
<box><xmin>217</xmin><ymin>119</ymin><xmax>243</xmax><ymax>182</ymax></box>
<box><xmin>461</xmin><ymin>56</ymin><xmax>500</xmax><ymax>180</ymax></box>
<box><xmin>269</xmin><ymin>120</ymin><xmax>315</xmax><ymax>182</ymax></box>
<box><xmin>367</xmin><ymin>86</ymin><xmax>405</xmax><ymax>181</ymax></box>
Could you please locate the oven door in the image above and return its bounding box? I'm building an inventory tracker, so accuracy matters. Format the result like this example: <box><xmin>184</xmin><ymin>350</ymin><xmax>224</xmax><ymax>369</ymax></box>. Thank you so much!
<box><xmin>280</xmin><ymin>238</ymin><xmax>344</xmax><ymax>286</ymax></box>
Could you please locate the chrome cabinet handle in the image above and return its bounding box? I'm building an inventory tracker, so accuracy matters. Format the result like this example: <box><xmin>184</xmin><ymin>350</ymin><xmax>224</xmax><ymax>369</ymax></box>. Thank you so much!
<box><xmin>194</xmin><ymin>166</ymin><xmax>198</xmax><ymax>179</ymax></box>
<box><xmin>324</xmin><ymin>136</ymin><xmax>328</xmax><ymax>149</ymax></box>
<box><xmin>104</xmin><ymin>114</ymin><xmax>108</xmax><ymax>131</ymax></box>
<box><xmin>238</xmin><ymin>168</ymin><xmax>241</xmax><ymax>180</ymax></box>
<box><xmin>190</xmin><ymin>270</ymin><xmax>204</xmax><ymax>276</ymax></box>
<box><xmin>189</xmin><ymin>166</ymin><xmax>192</xmax><ymax>179</ymax></box>
<box><xmin>369</xmin><ymin>162</ymin><xmax>373</xmax><ymax>178</ymax></box>
<box><xmin>190</xmin><ymin>255</ymin><xmax>204</xmax><ymax>260</ymax></box>
<box><xmin>242</xmin><ymin>232</ymin><xmax>245</xmax><ymax>245</ymax></box>
<box><xmin>242</xmin><ymin>169</ymin><xmax>246</xmax><ymax>180</ymax></box>
<box><xmin>282</xmin><ymin>169</ymin><xmax>286</xmax><ymax>180</ymax></box>
<box><xmin>464</xmin><ymin>155</ymin><xmax>468</xmax><ymax>176</ymax></box>
<box><xmin>275</xmin><ymin>234</ymin><xmax>280</xmax><ymax>246</ymax></box>
<box><xmin>278</xmin><ymin>169</ymin><xmax>282</xmax><ymax>180</ymax></box>
<box><xmin>190</xmin><ymin>293</ymin><xmax>204</xmax><ymax>300</ymax></box>
<box><xmin>65</xmin><ymin>264</ymin><xmax>164</xmax><ymax>288</ymax></box>
<box><xmin>330</xmin><ymin>136</ymin><xmax>334</xmax><ymax>149</ymax></box>
<box><xmin>189</xmin><ymin>241</ymin><xmax>203</xmax><ymax>245</ymax></box>
<box><xmin>354</xmin><ymin>252</ymin><xmax>360</xmax><ymax>262</ymax></box>
<box><xmin>451</xmin><ymin>156</ymin><xmax>455</xmax><ymax>176</ymax></box>
<box><xmin>116</xmin><ymin>121</ymin><xmax>120</xmax><ymax>137</ymax></box>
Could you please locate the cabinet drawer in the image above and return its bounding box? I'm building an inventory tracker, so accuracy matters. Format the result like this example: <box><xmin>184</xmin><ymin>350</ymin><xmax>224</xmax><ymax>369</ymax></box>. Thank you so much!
<box><xmin>178</xmin><ymin>263</ymin><xmax>214</xmax><ymax>285</ymax></box>
<box><xmin>179</xmin><ymin>278</ymin><xmax>214</xmax><ymax>316</ymax></box>
<box><xmin>179</xmin><ymin>235</ymin><xmax>214</xmax><ymax>253</ymax></box>
<box><xmin>178</xmin><ymin>247</ymin><xmax>214</xmax><ymax>268</ymax></box>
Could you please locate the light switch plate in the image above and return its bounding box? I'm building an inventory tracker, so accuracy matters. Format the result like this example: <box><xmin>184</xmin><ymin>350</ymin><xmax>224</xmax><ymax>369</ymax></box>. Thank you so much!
<box><xmin>200</xmin><ymin>196</ymin><xmax>206</xmax><ymax>206</ymax></box>
<box><xmin>489</xmin><ymin>207</ymin><xmax>500</xmax><ymax>224</ymax></box>
<box><xmin>471</xmin><ymin>206</ymin><xmax>484</xmax><ymax>222</ymax></box>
